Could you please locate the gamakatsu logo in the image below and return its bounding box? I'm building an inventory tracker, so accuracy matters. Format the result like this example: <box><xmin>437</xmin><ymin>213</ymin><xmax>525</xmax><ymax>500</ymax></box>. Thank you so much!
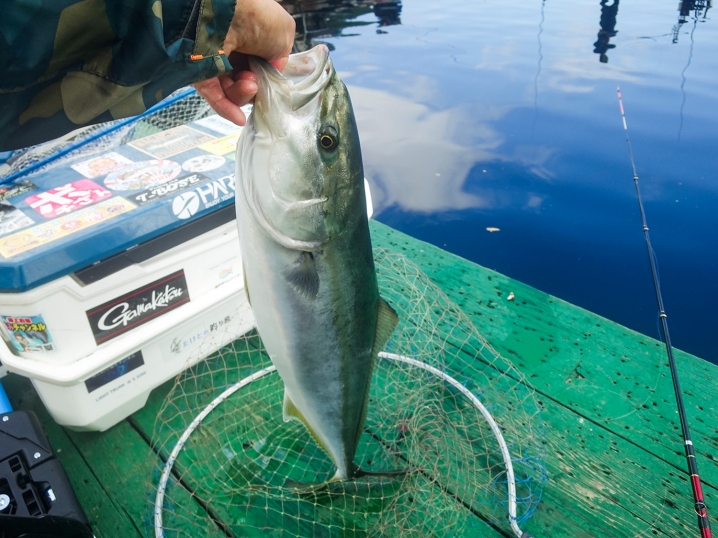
<box><xmin>172</xmin><ymin>174</ymin><xmax>235</xmax><ymax>219</ymax></box>
<box><xmin>97</xmin><ymin>285</ymin><xmax>184</xmax><ymax>331</ymax></box>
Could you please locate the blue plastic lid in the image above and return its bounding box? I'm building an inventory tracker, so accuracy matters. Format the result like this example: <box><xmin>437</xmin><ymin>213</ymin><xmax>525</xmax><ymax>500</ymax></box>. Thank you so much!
<box><xmin>0</xmin><ymin>117</ymin><xmax>242</xmax><ymax>292</ymax></box>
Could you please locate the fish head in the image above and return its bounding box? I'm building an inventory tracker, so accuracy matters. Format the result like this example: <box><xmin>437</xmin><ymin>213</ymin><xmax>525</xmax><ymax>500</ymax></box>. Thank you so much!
<box><xmin>244</xmin><ymin>45</ymin><xmax>365</xmax><ymax>250</ymax></box>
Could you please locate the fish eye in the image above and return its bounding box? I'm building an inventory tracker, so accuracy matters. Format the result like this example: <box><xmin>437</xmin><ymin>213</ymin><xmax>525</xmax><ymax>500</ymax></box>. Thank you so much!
<box><xmin>319</xmin><ymin>125</ymin><xmax>339</xmax><ymax>151</ymax></box>
<box><xmin>320</xmin><ymin>134</ymin><xmax>335</xmax><ymax>149</ymax></box>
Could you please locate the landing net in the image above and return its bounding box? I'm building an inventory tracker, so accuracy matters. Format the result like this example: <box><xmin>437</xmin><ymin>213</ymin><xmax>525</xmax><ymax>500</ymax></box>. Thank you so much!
<box><xmin>148</xmin><ymin>248</ymin><xmax>546</xmax><ymax>537</ymax></box>
<box><xmin>0</xmin><ymin>88</ymin><xmax>211</xmax><ymax>184</ymax></box>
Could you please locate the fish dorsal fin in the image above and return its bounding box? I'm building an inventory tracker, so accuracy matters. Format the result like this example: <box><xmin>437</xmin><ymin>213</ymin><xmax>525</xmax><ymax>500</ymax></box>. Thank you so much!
<box><xmin>349</xmin><ymin>297</ymin><xmax>399</xmax><ymax>456</ymax></box>
<box><xmin>372</xmin><ymin>297</ymin><xmax>399</xmax><ymax>359</ymax></box>
<box><xmin>285</xmin><ymin>251</ymin><xmax>319</xmax><ymax>300</ymax></box>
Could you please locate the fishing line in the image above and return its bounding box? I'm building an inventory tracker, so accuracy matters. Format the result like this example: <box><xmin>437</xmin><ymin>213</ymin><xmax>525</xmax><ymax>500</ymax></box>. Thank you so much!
<box><xmin>616</xmin><ymin>87</ymin><xmax>712</xmax><ymax>538</ymax></box>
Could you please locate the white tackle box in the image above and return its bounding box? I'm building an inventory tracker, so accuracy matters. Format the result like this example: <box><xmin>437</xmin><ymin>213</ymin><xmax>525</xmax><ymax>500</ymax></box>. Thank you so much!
<box><xmin>0</xmin><ymin>115</ymin><xmax>255</xmax><ymax>431</ymax></box>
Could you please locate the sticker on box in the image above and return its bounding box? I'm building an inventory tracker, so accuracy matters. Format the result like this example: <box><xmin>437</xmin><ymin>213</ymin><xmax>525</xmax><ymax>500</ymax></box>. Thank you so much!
<box><xmin>171</xmin><ymin>173</ymin><xmax>235</xmax><ymax>220</ymax></box>
<box><xmin>0</xmin><ymin>202</ymin><xmax>33</xmax><ymax>236</ymax></box>
<box><xmin>182</xmin><ymin>154</ymin><xmax>226</xmax><ymax>173</ymax></box>
<box><xmin>198</xmin><ymin>133</ymin><xmax>241</xmax><ymax>156</ymax></box>
<box><xmin>0</xmin><ymin>180</ymin><xmax>38</xmax><ymax>202</ymax></box>
<box><xmin>0</xmin><ymin>196</ymin><xmax>136</xmax><ymax>258</ymax></box>
<box><xmin>161</xmin><ymin>311</ymin><xmax>238</xmax><ymax>363</ymax></box>
<box><xmin>104</xmin><ymin>160</ymin><xmax>181</xmax><ymax>191</ymax></box>
<box><xmin>1</xmin><ymin>315</ymin><xmax>55</xmax><ymax>353</ymax></box>
<box><xmin>129</xmin><ymin>125</ymin><xmax>215</xmax><ymax>159</ymax></box>
<box><xmin>193</xmin><ymin>115</ymin><xmax>245</xmax><ymax>136</ymax></box>
<box><xmin>25</xmin><ymin>179</ymin><xmax>112</xmax><ymax>218</ymax></box>
<box><xmin>205</xmin><ymin>255</ymin><xmax>240</xmax><ymax>289</ymax></box>
<box><xmin>85</xmin><ymin>351</ymin><xmax>145</xmax><ymax>393</ymax></box>
<box><xmin>127</xmin><ymin>172</ymin><xmax>211</xmax><ymax>206</ymax></box>
<box><xmin>85</xmin><ymin>269</ymin><xmax>190</xmax><ymax>344</ymax></box>
<box><xmin>70</xmin><ymin>152</ymin><xmax>133</xmax><ymax>178</ymax></box>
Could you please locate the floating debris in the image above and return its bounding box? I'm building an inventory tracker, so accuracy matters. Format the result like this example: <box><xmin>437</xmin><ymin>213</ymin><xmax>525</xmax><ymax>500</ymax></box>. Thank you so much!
<box><xmin>507</xmin><ymin>292</ymin><xmax>515</xmax><ymax>301</ymax></box>
<box><xmin>486</xmin><ymin>227</ymin><xmax>500</xmax><ymax>233</ymax></box>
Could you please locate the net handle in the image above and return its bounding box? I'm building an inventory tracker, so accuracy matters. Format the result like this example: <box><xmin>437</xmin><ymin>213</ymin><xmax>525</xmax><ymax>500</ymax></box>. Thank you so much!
<box><xmin>153</xmin><ymin>355</ymin><xmax>531</xmax><ymax>538</ymax></box>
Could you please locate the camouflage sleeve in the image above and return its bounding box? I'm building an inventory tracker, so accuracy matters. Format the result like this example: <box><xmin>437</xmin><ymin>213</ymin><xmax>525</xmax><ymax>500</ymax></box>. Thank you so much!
<box><xmin>0</xmin><ymin>0</ymin><xmax>236</xmax><ymax>151</ymax></box>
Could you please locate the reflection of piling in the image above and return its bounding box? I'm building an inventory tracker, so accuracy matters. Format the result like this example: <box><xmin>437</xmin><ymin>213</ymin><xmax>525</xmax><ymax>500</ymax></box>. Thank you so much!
<box><xmin>593</xmin><ymin>0</ymin><xmax>619</xmax><ymax>63</ymax></box>
<box><xmin>672</xmin><ymin>0</ymin><xmax>712</xmax><ymax>43</ymax></box>
<box><xmin>374</xmin><ymin>1</ymin><xmax>402</xmax><ymax>27</ymax></box>
<box><xmin>282</xmin><ymin>0</ymin><xmax>403</xmax><ymax>51</ymax></box>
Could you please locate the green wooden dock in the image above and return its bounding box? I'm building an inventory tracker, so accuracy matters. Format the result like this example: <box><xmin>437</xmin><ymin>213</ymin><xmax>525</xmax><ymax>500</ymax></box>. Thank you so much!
<box><xmin>4</xmin><ymin>220</ymin><xmax>717</xmax><ymax>537</ymax></box>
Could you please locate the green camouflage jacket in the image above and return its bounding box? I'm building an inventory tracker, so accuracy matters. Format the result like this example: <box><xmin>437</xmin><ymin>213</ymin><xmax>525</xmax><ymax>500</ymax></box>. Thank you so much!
<box><xmin>0</xmin><ymin>0</ymin><xmax>235</xmax><ymax>150</ymax></box>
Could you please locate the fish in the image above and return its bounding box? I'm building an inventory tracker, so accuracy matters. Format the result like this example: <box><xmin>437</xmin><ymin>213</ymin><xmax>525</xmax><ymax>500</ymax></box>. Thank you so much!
<box><xmin>235</xmin><ymin>44</ymin><xmax>399</xmax><ymax>483</ymax></box>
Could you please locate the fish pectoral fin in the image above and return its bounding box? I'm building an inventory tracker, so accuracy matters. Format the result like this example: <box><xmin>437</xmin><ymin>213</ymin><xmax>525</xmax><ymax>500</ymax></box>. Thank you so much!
<box><xmin>372</xmin><ymin>297</ymin><xmax>399</xmax><ymax>358</ymax></box>
<box><xmin>285</xmin><ymin>251</ymin><xmax>319</xmax><ymax>300</ymax></box>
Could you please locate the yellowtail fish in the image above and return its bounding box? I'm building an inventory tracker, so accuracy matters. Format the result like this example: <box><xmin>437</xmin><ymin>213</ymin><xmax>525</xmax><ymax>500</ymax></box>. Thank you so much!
<box><xmin>235</xmin><ymin>45</ymin><xmax>399</xmax><ymax>482</ymax></box>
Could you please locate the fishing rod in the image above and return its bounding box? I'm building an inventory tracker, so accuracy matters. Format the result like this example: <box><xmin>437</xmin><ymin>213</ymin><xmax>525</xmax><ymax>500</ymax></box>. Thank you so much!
<box><xmin>616</xmin><ymin>87</ymin><xmax>712</xmax><ymax>538</ymax></box>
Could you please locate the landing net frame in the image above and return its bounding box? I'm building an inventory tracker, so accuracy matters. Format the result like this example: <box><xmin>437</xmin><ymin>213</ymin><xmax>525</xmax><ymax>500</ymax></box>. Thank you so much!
<box><xmin>153</xmin><ymin>352</ymin><xmax>531</xmax><ymax>538</ymax></box>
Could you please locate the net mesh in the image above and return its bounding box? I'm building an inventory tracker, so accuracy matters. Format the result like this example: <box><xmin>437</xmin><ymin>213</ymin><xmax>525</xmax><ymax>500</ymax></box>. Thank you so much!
<box><xmin>0</xmin><ymin>89</ymin><xmax>211</xmax><ymax>182</ymax></box>
<box><xmin>148</xmin><ymin>248</ymin><xmax>546</xmax><ymax>537</ymax></box>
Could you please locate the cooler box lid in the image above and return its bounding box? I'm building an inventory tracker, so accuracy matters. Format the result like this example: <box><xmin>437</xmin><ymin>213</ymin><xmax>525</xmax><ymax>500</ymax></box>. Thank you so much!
<box><xmin>0</xmin><ymin>115</ymin><xmax>243</xmax><ymax>292</ymax></box>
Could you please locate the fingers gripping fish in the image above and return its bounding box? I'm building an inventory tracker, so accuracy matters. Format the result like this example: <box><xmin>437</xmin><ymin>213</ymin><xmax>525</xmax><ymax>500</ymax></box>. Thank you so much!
<box><xmin>235</xmin><ymin>45</ymin><xmax>399</xmax><ymax>483</ymax></box>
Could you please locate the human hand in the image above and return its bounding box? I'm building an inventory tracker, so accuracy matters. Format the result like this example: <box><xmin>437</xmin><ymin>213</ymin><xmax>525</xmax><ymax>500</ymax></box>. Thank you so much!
<box><xmin>194</xmin><ymin>0</ymin><xmax>295</xmax><ymax>125</ymax></box>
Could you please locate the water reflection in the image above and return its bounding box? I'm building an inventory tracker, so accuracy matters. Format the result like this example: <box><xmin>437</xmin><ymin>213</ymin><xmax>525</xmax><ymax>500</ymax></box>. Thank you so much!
<box><xmin>275</xmin><ymin>0</ymin><xmax>718</xmax><ymax>361</ymax></box>
<box><xmin>672</xmin><ymin>0</ymin><xmax>712</xmax><ymax>43</ymax></box>
<box><xmin>593</xmin><ymin>0</ymin><xmax>620</xmax><ymax>63</ymax></box>
<box><xmin>346</xmin><ymin>85</ymin><xmax>493</xmax><ymax>213</ymax></box>
<box><xmin>282</xmin><ymin>0</ymin><xmax>402</xmax><ymax>51</ymax></box>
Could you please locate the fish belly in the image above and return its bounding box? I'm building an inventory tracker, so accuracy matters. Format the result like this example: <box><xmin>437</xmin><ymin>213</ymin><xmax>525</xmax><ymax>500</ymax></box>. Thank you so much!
<box><xmin>237</xmin><ymin>193</ymin><xmax>378</xmax><ymax>480</ymax></box>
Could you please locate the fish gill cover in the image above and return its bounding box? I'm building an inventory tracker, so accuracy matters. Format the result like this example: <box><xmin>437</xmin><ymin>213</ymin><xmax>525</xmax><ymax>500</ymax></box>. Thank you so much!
<box><xmin>148</xmin><ymin>249</ymin><xmax>546</xmax><ymax>537</ymax></box>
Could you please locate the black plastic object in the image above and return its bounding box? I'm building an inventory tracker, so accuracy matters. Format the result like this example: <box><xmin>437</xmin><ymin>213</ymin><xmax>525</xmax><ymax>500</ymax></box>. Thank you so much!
<box><xmin>0</xmin><ymin>410</ymin><xmax>92</xmax><ymax>537</ymax></box>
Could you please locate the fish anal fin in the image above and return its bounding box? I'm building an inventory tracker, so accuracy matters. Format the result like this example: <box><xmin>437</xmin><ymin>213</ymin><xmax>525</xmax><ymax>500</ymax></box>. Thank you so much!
<box><xmin>285</xmin><ymin>251</ymin><xmax>319</xmax><ymax>300</ymax></box>
<box><xmin>283</xmin><ymin>390</ymin><xmax>305</xmax><ymax>424</ymax></box>
<box><xmin>283</xmin><ymin>391</ymin><xmax>334</xmax><ymax>459</ymax></box>
<box><xmin>372</xmin><ymin>297</ymin><xmax>399</xmax><ymax>359</ymax></box>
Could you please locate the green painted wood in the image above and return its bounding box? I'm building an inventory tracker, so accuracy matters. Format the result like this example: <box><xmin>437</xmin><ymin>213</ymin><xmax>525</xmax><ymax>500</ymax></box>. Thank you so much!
<box><xmin>368</xmin><ymin>220</ymin><xmax>718</xmax><ymax>532</ymax></box>
<box><xmin>131</xmin><ymin>336</ymin><xmax>509</xmax><ymax>537</ymax></box>
<box><xmin>4</xmin><ymin>220</ymin><xmax>718</xmax><ymax>536</ymax></box>
<box><xmin>2</xmin><ymin>373</ymin><xmax>227</xmax><ymax>538</ymax></box>
<box><xmin>3</xmin><ymin>373</ymin><xmax>143</xmax><ymax>537</ymax></box>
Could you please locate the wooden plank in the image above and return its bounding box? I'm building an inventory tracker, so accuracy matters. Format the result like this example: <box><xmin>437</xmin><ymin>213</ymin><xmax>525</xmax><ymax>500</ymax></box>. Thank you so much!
<box><xmin>524</xmin><ymin>395</ymin><xmax>718</xmax><ymax>537</ymax></box>
<box><xmin>130</xmin><ymin>331</ymin><xmax>716</xmax><ymax>537</ymax></box>
<box><xmin>3</xmin><ymin>373</ymin><xmax>142</xmax><ymax>537</ymax></box>
<box><xmin>130</xmin><ymin>339</ymin><xmax>502</xmax><ymax>537</ymax></box>
<box><xmin>3</xmin><ymin>373</ymin><xmax>227</xmax><ymax>538</ymax></box>
<box><xmin>6</xmin><ymin>219</ymin><xmax>716</xmax><ymax>536</ymax></box>
<box><xmin>368</xmin><ymin>221</ymin><xmax>718</xmax><ymax>490</ymax></box>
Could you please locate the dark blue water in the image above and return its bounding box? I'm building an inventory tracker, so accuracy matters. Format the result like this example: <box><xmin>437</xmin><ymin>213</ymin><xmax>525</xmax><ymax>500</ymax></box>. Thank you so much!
<box><xmin>287</xmin><ymin>0</ymin><xmax>718</xmax><ymax>363</ymax></box>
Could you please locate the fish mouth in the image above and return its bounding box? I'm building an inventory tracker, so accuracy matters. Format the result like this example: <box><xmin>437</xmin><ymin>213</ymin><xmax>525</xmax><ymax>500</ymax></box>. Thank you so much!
<box><xmin>250</xmin><ymin>45</ymin><xmax>334</xmax><ymax>120</ymax></box>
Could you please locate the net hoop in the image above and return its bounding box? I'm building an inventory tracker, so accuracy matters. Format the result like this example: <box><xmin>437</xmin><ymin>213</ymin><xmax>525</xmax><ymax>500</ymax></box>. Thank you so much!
<box><xmin>153</xmin><ymin>353</ymin><xmax>527</xmax><ymax>538</ymax></box>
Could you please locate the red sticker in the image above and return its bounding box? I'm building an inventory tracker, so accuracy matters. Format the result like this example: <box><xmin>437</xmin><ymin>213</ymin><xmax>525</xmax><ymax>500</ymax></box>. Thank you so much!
<box><xmin>25</xmin><ymin>179</ymin><xmax>112</xmax><ymax>218</ymax></box>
